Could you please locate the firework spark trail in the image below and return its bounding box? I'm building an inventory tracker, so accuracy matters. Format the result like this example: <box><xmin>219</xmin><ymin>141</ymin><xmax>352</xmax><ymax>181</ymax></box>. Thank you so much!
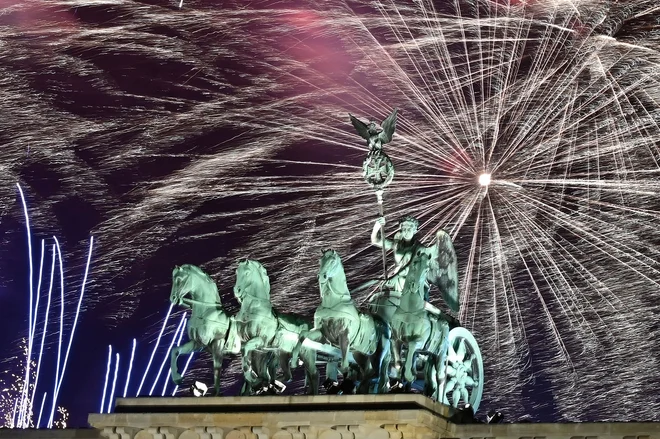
<box><xmin>136</xmin><ymin>304</ymin><xmax>174</xmax><ymax>396</ymax></box>
<box><xmin>10</xmin><ymin>399</ymin><xmax>18</xmax><ymax>429</ymax></box>
<box><xmin>99</xmin><ymin>346</ymin><xmax>112</xmax><ymax>415</ymax></box>
<box><xmin>30</xmin><ymin>240</ymin><xmax>45</xmax><ymax>344</ymax></box>
<box><xmin>48</xmin><ymin>236</ymin><xmax>94</xmax><ymax>428</ymax></box>
<box><xmin>36</xmin><ymin>392</ymin><xmax>47</xmax><ymax>429</ymax></box>
<box><xmin>107</xmin><ymin>353</ymin><xmax>120</xmax><ymax>414</ymax></box>
<box><xmin>49</xmin><ymin>238</ymin><xmax>65</xmax><ymax>428</ymax></box>
<box><xmin>123</xmin><ymin>339</ymin><xmax>137</xmax><ymax>398</ymax></box>
<box><xmin>25</xmin><ymin>239</ymin><xmax>45</xmax><ymax>425</ymax></box>
<box><xmin>15</xmin><ymin>183</ymin><xmax>35</xmax><ymax>428</ymax></box>
<box><xmin>29</xmin><ymin>245</ymin><xmax>56</xmax><ymax>426</ymax></box>
<box><xmin>0</xmin><ymin>0</ymin><xmax>658</xmax><ymax>423</ymax></box>
<box><xmin>149</xmin><ymin>314</ymin><xmax>187</xmax><ymax>396</ymax></box>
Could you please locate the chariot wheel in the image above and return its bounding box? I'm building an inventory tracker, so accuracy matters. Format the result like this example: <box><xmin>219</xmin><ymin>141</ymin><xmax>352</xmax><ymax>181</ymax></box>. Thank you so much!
<box><xmin>441</xmin><ymin>327</ymin><xmax>484</xmax><ymax>412</ymax></box>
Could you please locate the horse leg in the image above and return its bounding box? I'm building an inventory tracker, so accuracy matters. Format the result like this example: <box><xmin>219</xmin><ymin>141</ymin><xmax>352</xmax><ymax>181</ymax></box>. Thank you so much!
<box><xmin>374</xmin><ymin>329</ymin><xmax>392</xmax><ymax>394</ymax></box>
<box><xmin>290</xmin><ymin>328</ymin><xmax>309</xmax><ymax>370</ymax></box>
<box><xmin>392</xmin><ymin>339</ymin><xmax>404</xmax><ymax>381</ymax></box>
<box><xmin>268</xmin><ymin>351</ymin><xmax>279</xmax><ymax>391</ymax></box>
<box><xmin>403</xmin><ymin>340</ymin><xmax>418</xmax><ymax>383</ymax></box>
<box><xmin>353</xmin><ymin>352</ymin><xmax>372</xmax><ymax>394</ymax></box>
<box><xmin>241</xmin><ymin>338</ymin><xmax>265</xmax><ymax>395</ymax></box>
<box><xmin>299</xmin><ymin>347</ymin><xmax>318</xmax><ymax>395</ymax></box>
<box><xmin>280</xmin><ymin>351</ymin><xmax>293</xmax><ymax>382</ymax></box>
<box><xmin>378</xmin><ymin>346</ymin><xmax>392</xmax><ymax>394</ymax></box>
<box><xmin>258</xmin><ymin>351</ymin><xmax>274</xmax><ymax>390</ymax></box>
<box><xmin>325</xmin><ymin>361</ymin><xmax>339</xmax><ymax>387</ymax></box>
<box><xmin>338</xmin><ymin>330</ymin><xmax>351</xmax><ymax>376</ymax></box>
<box><xmin>423</xmin><ymin>354</ymin><xmax>437</xmax><ymax>398</ymax></box>
<box><xmin>303</xmin><ymin>329</ymin><xmax>338</xmax><ymax>393</ymax></box>
<box><xmin>210</xmin><ymin>339</ymin><xmax>226</xmax><ymax>396</ymax></box>
<box><xmin>240</xmin><ymin>353</ymin><xmax>256</xmax><ymax>396</ymax></box>
<box><xmin>170</xmin><ymin>340</ymin><xmax>197</xmax><ymax>385</ymax></box>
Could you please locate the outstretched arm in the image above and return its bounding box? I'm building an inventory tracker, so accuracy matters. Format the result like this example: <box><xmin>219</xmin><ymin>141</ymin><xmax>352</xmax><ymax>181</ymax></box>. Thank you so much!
<box><xmin>371</xmin><ymin>217</ymin><xmax>394</xmax><ymax>250</ymax></box>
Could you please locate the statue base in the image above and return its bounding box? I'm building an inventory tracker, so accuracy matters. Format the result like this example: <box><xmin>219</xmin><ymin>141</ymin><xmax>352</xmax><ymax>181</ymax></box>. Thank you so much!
<box><xmin>89</xmin><ymin>394</ymin><xmax>451</xmax><ymax>439</ymax></box>
<box><xmin>88</xmin><ymin>395</ymin><xmax>660</xmax><ymax>439</ymax></box>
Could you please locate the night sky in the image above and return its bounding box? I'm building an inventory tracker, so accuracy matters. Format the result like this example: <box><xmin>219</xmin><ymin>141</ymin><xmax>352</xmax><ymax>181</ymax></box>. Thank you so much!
<box><xmin>1</xmin><ymin>0</ymin><xmax>659</xmax><ymax>429</ymax></box>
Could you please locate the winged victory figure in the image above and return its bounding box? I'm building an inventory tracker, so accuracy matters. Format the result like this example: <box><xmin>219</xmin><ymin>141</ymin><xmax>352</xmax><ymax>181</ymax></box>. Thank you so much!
<box><xmin>349</xmin><ymin>108</ymin><xmax>398</xmax><ymax>151</ymax></box>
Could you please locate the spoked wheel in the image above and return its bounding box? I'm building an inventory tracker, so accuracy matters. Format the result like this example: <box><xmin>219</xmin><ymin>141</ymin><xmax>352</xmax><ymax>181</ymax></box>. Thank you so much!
<box><xmin>441</xmin><ymin>327</ymin><xmax>484</xmax><ymax>412</ymax></box>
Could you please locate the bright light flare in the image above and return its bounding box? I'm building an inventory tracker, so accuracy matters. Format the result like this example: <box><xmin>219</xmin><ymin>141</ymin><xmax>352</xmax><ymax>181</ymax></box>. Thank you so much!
<box><xmin>49</xmin><ymin>236</ymin><xmax>94</xmax><ymax>428</ymax></box>
<box><xmin>107</xmin><ymin>353</ymin><xmax>120</xmax><ymax>414</ymax></box>
<box><xmin>36</xmin><ymin>392</ymin><xmax>47</xmax><ymax>429</ymax></box>
<box><xmin>479</xmin><ymin>173</ymin><xmax>492</xmax><ymax>187</ymax></box>
<box><xmin>29</xmin><ymin>245</ymin><xmax>56</xmax><ymax>427</ymax></box>
<box><xmin>123</xmin><ymin>339</ymin><xmax>137</xmax><ymax>398</ymax></box>
<box><xmin>15</xmin><ymin>183</ymin><xmax>34</xmax><ymax>429</ymax></box>
<box><xmin>99</xmin><ymin>346</ymin><xmax>112</xmax><ymax>414</ymax></box>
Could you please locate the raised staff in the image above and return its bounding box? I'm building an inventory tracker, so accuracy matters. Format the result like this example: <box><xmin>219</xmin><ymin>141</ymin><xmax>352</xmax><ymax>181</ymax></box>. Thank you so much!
<box><xmin>349</xmin><ymin>108</ymin><xmax>398</xmax><ymax>281</ymax></box>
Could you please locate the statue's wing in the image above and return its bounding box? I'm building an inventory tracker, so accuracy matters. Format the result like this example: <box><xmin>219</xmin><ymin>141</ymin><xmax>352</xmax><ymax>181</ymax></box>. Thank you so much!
<box><xmin>427</xmin><ymin>229</ymin><xmax>460</xmax><ymax>313</ymax></box>
<box><xmin>349</xmin><ymin>114</ymin><xmax>371</xmax><ymax>140</ymax></box>
<box><xmin>378</xmin><ymin>108</ymin><xmax>398</xmax><ymax>144</ymax></box>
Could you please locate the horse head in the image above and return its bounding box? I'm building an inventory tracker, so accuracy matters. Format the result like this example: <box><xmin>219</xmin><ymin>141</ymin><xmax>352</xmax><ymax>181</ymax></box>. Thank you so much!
<box><xmin>318</xmin><ymin>249</ymin><xmax>350</xmax><ymax>300</ymax></box>
<box><xmin>171</xmin><ymin>264</ymin><xmax>221</xmax><ymax>307</ymax></box>
<box><xmin>234</xmin><ymin>259</ymin><xmax>270</xmax><ymax>303</ymax></box>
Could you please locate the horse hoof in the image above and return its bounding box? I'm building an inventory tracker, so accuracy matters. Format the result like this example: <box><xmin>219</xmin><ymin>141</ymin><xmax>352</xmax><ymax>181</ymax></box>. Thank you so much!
<box><xmin>389</xmin><ymin>379</ymin><xmax>405</xmax><ymax>393</ymax></box>
<box><xmin>323</xmin><ymin>379</ymin><xmax>341</xmax><ymax>394</ymax></box>
<box><xmin>340</xmin><ymin>379</ymin><xmax>356</xmax><ymax>395</ymax></box>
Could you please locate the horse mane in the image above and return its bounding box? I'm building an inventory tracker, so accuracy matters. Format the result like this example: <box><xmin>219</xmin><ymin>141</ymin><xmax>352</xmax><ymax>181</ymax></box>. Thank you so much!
<box><xmin>320</xmin><ymin>250</ymin><xmax>351</xmax><ymax>299</ymax></box>
<box><xmin>180</xmin><ymin>264</ymin><xmax>222</xmax><ymax>305</ymax></box>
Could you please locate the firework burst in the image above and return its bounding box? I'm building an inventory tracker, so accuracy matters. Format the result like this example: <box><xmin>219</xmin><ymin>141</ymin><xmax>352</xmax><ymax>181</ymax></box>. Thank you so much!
<box><xmin>0</xmin><ymin>339</ymin><xmax>68</xmax><ymax>428</ymax></box>
<box><xmin>0</xmin><ymin>0</ymin><xmax>658</xmax><ymax>423</ymax></box>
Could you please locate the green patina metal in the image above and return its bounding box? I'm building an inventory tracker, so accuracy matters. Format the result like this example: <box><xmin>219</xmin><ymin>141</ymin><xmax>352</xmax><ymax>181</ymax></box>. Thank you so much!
<box><xmin>167</xmin><ymin>109</ymin><xmax>483</xmax><ymax>410</ymax></box>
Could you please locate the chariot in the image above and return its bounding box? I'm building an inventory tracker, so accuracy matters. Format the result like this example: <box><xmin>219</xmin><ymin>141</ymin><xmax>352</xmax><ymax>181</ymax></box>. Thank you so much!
<box><xmin>168</xmin><ymin>108</ymin><xmax>485</xmax><ymax>412</ymax></box>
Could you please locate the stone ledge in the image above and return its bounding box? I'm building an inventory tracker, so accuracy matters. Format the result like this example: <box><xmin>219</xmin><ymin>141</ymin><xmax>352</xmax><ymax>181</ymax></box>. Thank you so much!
<box><xmin>111</xmin><ymin>395</ymin><xmax>450</xmax><ymax>418</ymax></box>
<box><xmin>84</xmin><ymin>396</ymin><xmax>660</xmax><ymax>439</ymax></box>
<box><xmin>89</xmin><ymin>395</ymin><xmax>451</xmax><ymax>439</ymax></box>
